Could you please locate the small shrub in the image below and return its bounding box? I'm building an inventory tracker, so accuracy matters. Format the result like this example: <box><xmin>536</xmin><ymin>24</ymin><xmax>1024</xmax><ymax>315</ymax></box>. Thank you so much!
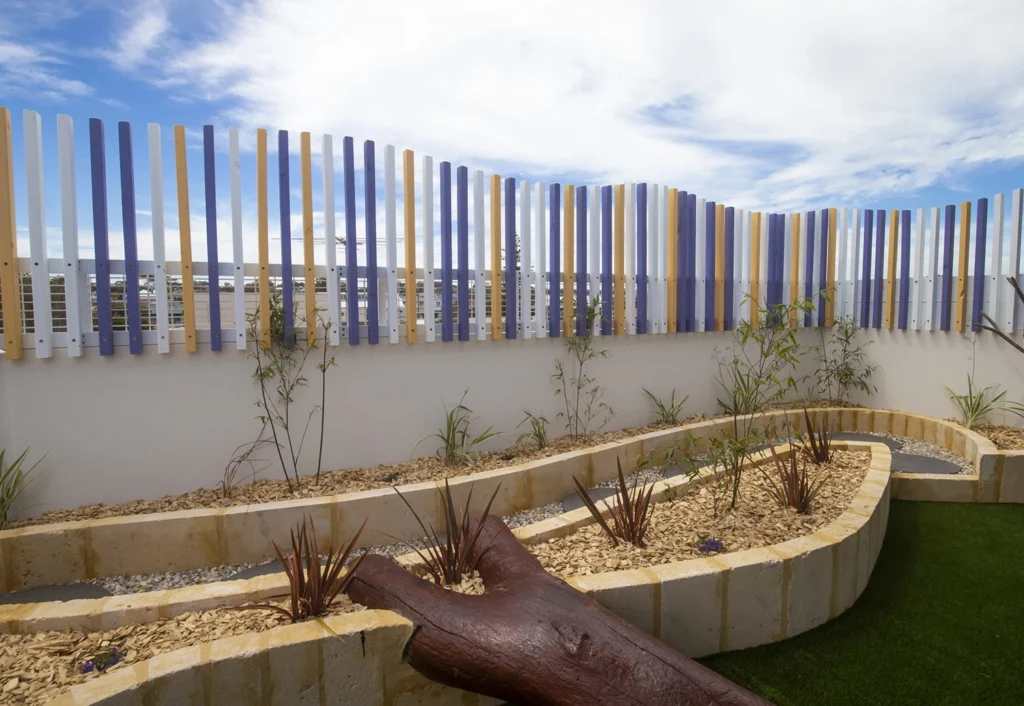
<box><xmin>762</xmin><ymin>444</ymin><xmax>830</xmax><ymax>514</ymax></box>
<box><xmin>0</xmin><ymin>448</ymin><xmax>43</xmax><ymax>530</ymax></box>
<box><xmin>515</xmin><ymin>411</ymin><xmax>549</xmax><ymax>450</ymax></box>
<box><xmin>697</xmin><ymin>537</ymin><xmax>724</xmax><ymax>554</ymax></box>
<box><xmin>643</xmin><ymin>388</ymin><xmax>689</xmax><ymax>425</ymax></box>
<box><xmin>813</xmin><ymin>316</ymin><xmax>878</xmax><ymax>405</ymax></box>
<box><xmin>81</xmin><ymin>647</ymin><xmax>123</xmax><ymax>674</ymax></box>
<box><xmin>243</xmin><ymin>517</ymin><xmax>367</xmax><ymax>622</ymax></box>
<box><xmin>801</xmin><ymin>409</ymin><xmax>834</xmax><ymax>465</ymax></box>
<box><xmin>416</xmin><ymin>390</ymin><xmax>500</xmax><ymax>466</ymax></box>
<box><xmin>393</xmin><ymin>479</ymin><xmax>501</xmax><ymax>586</ymax></box>
<box><xmin>572</xmin><ymin>459</ymin><xmax>655</xmax><ymax>548</ymax></box>
<box><xmin>553</xmin><ymin>298</ymin><xmax>613</xmax><ymax>439</ymax></box>
<box><xmin>946</xmin><ymin>375</ymin><xmax>1005</xmax><ymax>430</ymax></box>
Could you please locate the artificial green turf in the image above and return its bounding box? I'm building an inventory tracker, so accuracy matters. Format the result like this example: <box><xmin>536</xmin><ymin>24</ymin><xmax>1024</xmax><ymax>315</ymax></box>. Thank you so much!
<box><xmin>700</xmin><ymin>501</ymin><xmax>1024</xmax><ymax>706</ymax></box>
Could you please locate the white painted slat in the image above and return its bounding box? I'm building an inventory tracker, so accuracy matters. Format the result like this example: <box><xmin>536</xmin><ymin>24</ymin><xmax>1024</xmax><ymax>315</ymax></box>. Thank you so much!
<box><xmin>147</xmin><ymin>123</ymin><xmax>170</xmax><ymax>354</ymax></box>
<box><xmin>648</xmin><ymin>184</ymin><xmax>659</xmax><ymax>334</ymax></box>
<box><xmin>837</xmin><ymin>208</ymin><xmax>848</xmax><ymax>318</ymax></box>
<box><xmin>473</xmin><ymin>169</ymin><xmax>486</xmax><ymax>341</ymax></box>
<box><xmin>1010</xmin><ymin>190</ymin><xmax>1024</xmax><ymax>331</ymax></box>
<box><xmin>422</xmin><ymin>156</ymin><xmax>435</xmax><ymax>342</ymax></box>
<box><xmin>849</xmin><ymin>209</ymin><xmax>861</xmax><ymax>321</ymax></box>
<box><xmin>321</xmin><ymin>135</ymin><xmax>340</xmax><ymax>346</ymax></box>
<box><xmin>23</xmin><ymin>111</ymin><xmax>52</xmax><ymax>358</ymax></box>
<box><xmin>660</xmin><ymin>185</ymin><xmax>668</xmax><ymax>333</ymax></box>
<box><xmin>384</xmin><ymin>145</ymin><xmax>399</xmax><ymax>343</ymax></box>
<box><xmin>911</xmin><ymin>208</ymin><xmax>925</xmax><ymax>330</ymax></box>
<box><xmin>695</xmin><ymin>197</ymin><xmax>705</xmax><ymax>332</ymax></box>
<box><xmin>734</xmin><ymin>207</ymin><xmax>744</xmax><ymax>326</ymax></box>
<box><xmin>520</xmin><ymin>180</ymin><xmax>532</xmax><ymax>339</ymax></box>
<box><xmin>56</xmin><ymin>115</ymin><xmax>83</xmax><ymax>357</ymax></box>
<box><xmin>625</xmin><ymin>184</ymin><xmax>636</xmax><ymax>334</ymax></box>
<box><xmin>535</xmin><ymin>181</ymin><xmax>547</xmax><ymax>338</ymax></box>
<box><xmin>797</xmin><ymin>211</ymin><xmax>807</xmax><ymax>326</ymax></box>
<box><xmin>783</xmin><ymin>213</ymin><xmax>792</xmax><ymax>307</ymax></box>
<box><xmin>759</xmin><ymin>211</ymin><xmax>769</xmax><ymax>316</ymax></box>
<box><xmin>228</xmin><ymin>127</ymin><xmax>248</xmax><ymax>350</ymax></box>
<box><xmin>926</xmin><ymin>207</ymin><xmax>941</xmax><ymax>330</ymax></box>
<box><xmin>986</xmin><ymin>194</ymin><xmax>1004</xmax><ymax>329</ymax></box>
<box><xmin>740</xmin><ymin>210</ymin><xmax>750</xmax><ymax>323</ymax></box>
<box><xmin>589</xmin><ymin>185</ymin><xmax>600</xmax><ymax>334</ymax></box>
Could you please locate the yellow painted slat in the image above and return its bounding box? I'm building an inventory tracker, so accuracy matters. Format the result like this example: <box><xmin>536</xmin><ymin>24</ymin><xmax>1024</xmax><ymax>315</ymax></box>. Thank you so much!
<box><xmin>715</xmin><ymin>203</ymin><xmax>725</xmax><ymax>331</ymax></box>
<box><xmin>826</xmin><ymin>207</ymin><xmax>838</xmax><ymax>326</ymax></box>
<box><xmin>666</xmin><ymin>188</ymin><xmax>678</xmax><ymax>333</ymax></box>
<box><xmin>884</xmin><ymin>209</ymin><xmax>898</xmax><ymax>329</ymax></box>
<box><xmin>790</xmin><ymin>213</ymin><xmax>801</xmax><ymax>328</ymax></box>
<box><xmin>257</xmin><ymin>129</ymin><xmax>270</xmax><ymax>349</ymax></box>
<box><xmin>0</xmin><ymin>107</ymin><xmax>22</xmax><ymax>359</ymax></box>
<box><xmin>614</xmin><ymin>185</ymin><xmax>625</xmax><ymax>335</ymax></box>
<box><xmin>403</xmin><ymin>149</ymin><xmax>417</xmax><ymax>343</ymax></box>
<box><xmin>301</xmin><ymin>132</ymin><xmax>317</xmax><ymax>345</ymax></box>
<box><xmin>490</xmin><ymin>174</ymin><xmax>502</xmax><ymax>341</ymax></box>
<box><xmin>955</xmin><ymin>201</ymin><xmax>972</xmax><ymax>333</ymax></box>
<box><xmin>173</xmin><ymin>125</ymin><xmax>197</xmax><ymax>353</ymax></box>
<box><xmin>563</xmin><ymin>185</ymin><xmax>575</xmax><ymax>337</ymax></box>
<box><xmin>750</xmin><ymin>211</ymin><xmax>761</xmax><ymax>328</ymax></box>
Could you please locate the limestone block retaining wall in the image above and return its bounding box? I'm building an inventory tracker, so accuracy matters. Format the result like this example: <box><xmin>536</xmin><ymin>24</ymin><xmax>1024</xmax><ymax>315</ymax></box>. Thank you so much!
<box><xmin>48</xmin><ymin>442</ymin><xmax>892</xmax><ymax>705</ymax></box>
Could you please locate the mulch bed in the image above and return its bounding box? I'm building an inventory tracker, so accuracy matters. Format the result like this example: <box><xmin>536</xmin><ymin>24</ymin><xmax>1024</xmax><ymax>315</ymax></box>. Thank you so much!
<box><xmin>974</xmin><ymin>424</ymin><xmax>1024</xmax><ymax>450</ymax></box>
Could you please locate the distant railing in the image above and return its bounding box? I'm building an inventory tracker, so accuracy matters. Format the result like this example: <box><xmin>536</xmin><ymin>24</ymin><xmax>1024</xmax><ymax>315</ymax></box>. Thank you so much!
<box><xmin>1</xmin><ymin>106</ymin><xmax>1022</xmax><ymax>360</ymax></box>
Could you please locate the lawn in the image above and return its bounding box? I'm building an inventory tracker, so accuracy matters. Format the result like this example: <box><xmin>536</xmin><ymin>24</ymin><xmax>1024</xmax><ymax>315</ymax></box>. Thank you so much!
<box><xmin>701</xmin><ymin>500</ymin><xmax>1024</xmax><ymax>705</ymax></box>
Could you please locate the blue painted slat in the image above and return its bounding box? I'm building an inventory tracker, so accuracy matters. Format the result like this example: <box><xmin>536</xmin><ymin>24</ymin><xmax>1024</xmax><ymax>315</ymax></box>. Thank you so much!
<box><xmin>940</xmin><ymin>205</ymin><xmax>955</xmax><ymax>331</ymax></box>
<box><xmin>899</xmin><ymin>209</ymin><xmax>912</xmax><ymax>330</ymax></box>
<box><xmin>575</xmin><ymin>185</ymin><xmax>587</xmax><ymax>334</ymax></box>
<box><xmin>860</xmin><ymin>210</ymin><xmax>874</xmax><ymax>328</ymax></box>
<box><xmin>363</xmin><ymin>140</ymin><xmax>379</xmax><ymax>344</ymax></box>
<box><xmin>772</xmin><ymin>214</ymin><xmax>781</xmax><ymax>309</ymax></box>
<box><xmin>504</xmin><ymin>177</ymin><xmax>517</xmax><ymax>339</ymax></box>
<box><xmin>203</xmin><ymin>125</ymin><xmax>221</xmax><ymax>351</ymax></box>
<box><xmin>818</xmin><ymin>209</ymin><xmax>829</xmax><ymax>327</ymax></box>
<box><xmin>89</xmin><ymin>118</ymin><xmax>113</xmax><ymax>356</ymax></box>
<box><xmin>873</xmin><ymin>209</ymin><xmax>885</xmax><ymax>329</ymax></box>
<box><xmin>117</xmin><ymin>121</ymin><xmax>142</xmax><ymax>354</ymax></box>
<box><xmin>278</xmin><ymin>131</ymin><xmax>294</xmax><ymax>344</ymax></box>
<box><xmin>676</xmin><ymin>191</ymin><xmax>687</xmax><ymax>332</ymax></box>
<box><xmin>549</xmin><ymin>183</ymin><xmax>561</xmax><ymax>337</ymax></box>
<box><xmin>457</xmin><ymin>166</ymin><xmax>470</xmax><ymax>341</ymax></box>
<box><xmin>636</xmin><ymin>184</ymin><xmax>648</xmax><ymax>334</ymax></box>
<box><xmin>705</xmin><ymin>201</ymin><xmax>716</xmax><ymax>325</ymax></box>
<box><xmin>343</xmin><ymin>137</ymin><xmax>359</xmax><ymax>344</ymax></box>
<box><xmin>440</xmin><ymin>161</ymin><xmax>453</xmax><ymax>342</ymax></box>
<box><xmin>804</xmin><ymin>210</ymin><xmax>816</xmax><ymax>326</ymax></box>
<box><xmin>685</xmin><ymin>193</ymin><xmax>697</xmax><ymax>331</ymax></box>
<box><xmin>724</xmin><ymin>206</ymin><xmax>736</xmax><ymax>330</ymax></box>
<box><xmin>601</xmin><ymin>185</ymin><xmax>612</xmax><ymax>335</ymax></box>
<box><xmin>972</xmin><ymin>198</ymin><xmax>988</xmax><ymax>332</ymax></box>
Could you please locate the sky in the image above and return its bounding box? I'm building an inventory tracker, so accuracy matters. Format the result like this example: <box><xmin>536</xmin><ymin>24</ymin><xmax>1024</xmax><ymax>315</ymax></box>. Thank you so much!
<box><xmin>3</xmin><ymin>0</ymin><xmax>1024</xmax><ymax>268</ymax></box>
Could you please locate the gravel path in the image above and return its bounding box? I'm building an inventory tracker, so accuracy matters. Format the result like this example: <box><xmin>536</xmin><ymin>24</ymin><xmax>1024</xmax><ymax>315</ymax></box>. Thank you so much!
<box><xmin>82</xmin><ymin>430</ymin><xmax>968</xmax><ymax>596</ymax></box>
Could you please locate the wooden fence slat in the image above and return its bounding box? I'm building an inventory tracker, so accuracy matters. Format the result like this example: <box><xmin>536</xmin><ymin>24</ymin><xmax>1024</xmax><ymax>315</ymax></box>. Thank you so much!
<box><xmin>971</xmin><ymin>198</ymin><xmax>987</xmax><ymax>332</ymax></box>
<box><xmin>825</xmin><ymin>207</ymin><xmax>837</xmax><ymax>326</ymax></box>
<box><xmin>695</xmin><ymin>196</ymin><xmax>705</xmax><ymax>331</ymax></box>
<box><xmin>911</xmin><ymin>208</ymin><xmax>925</xmax><ymax>331</ymax></box>
<box><xmin>549</xmin><ymin>182</ymin><xmax>561</xmax><ymax>338</ymax></box>
<box><xmin>1010</xmin><ymin>190</ymin><xmax>1024</xmax><ymax>331</ymax></box>
<box><xmin>724</xmin><ymin>206</ymin><xmax>735</xmax><ymax>330</ymax></box>
<box><xmin>0</xmin><ymin>107</ymin><xmax>22</xmax><ymax>359</ymax></box>
<box><xmin>676</xmin><ymin>191</ymin><xmax>687</xmax><ymax>332</ymax></box>
<box><xmin>860</xmin><ymin>210</ymin><xmax>873</xmax><ymax>328</ymax></box>
<box><xmin>492</xmin><ymin>174</ymin><xmax>503</xmax><ymax>340</ymax></box>
<box><xmin>759</xmin><ymin>212</ymin><xmax>769</xmax><ymax>317</ymax></box>
<box><xmin>782</xmin><ymin>213</ymin><xmax>792</xmax><ymax>309</ymax></box>
<box><xmin>686</xmin><ymin>193</ymin><xmax>698</xmax><ymax>331</ymax></box>
<box><xmin>118</xmin><ymin>121</ymin><xmax>143</xmax><ymax>354</ymax></box>
<box><xmin>575</xmin><ymin>185</ymin><xmax>587</xmax><ymax>335</ymax></box>
<box><xmin>520</xmin><ymin>179</ymin><xmax>532</xmax><ymax>339</ymax></box>
<box><xmin>790</xmin><ymin>213</ymin><xmax>801</xmax><ymax>327</ymax></box>
<box><xmin>625</xmin><ymin>184</ymin><xmax>636</xmax><ymax>335</ymax></box>
<box><xmin>714</xmin><ymin>202</ymin><xmax>725</xmax><ymax>331</ymax></box>
<box><xmin>955</xmin><ymin>201</ymin><xmax>971</xmax><ymax>333</ymax></box>
<box><xmin>92</xmin><ymin>119</ymin><xmax>115</xmax><ymax>355</ymax></box>
<box><xmin>988</xmin><ymin>194</ymin><xmax>1004</xmax><ymax>334</ymax></box>
<box><xmin>804</xmin><ymin>211</ymin><xmax>815</xmax><ymax>326</ymax></box>
<box><xmin>59</xmin><ymin>115</ymin><xmax>84</xmax><ymax>357</ymax></box>
<box><xmin>636</xmin><ymin>184</ymin><xmax>647</xmax><ymax>334</ymax></box>
<box><xmin>302</xmin><ymin>133</ymin><xmax>317</xmax><ymax>345</ymax></box>
<box><xmin>343</xmin><ymin>136</ymin><xmax>359</xmax><ymax>344</ymax></box>
<box><xmin>536</xmin><ymin>181</ymin><xmax>547</xmax><ymax>338</ymax></box>
<box><xmin>589</xmin><ymin>185</ymin><xmax>601</xmax><ymax>335</ymax></box>
<box><xmin>748</xmin><ymin>211</ymin><xmax>760</xmax><ymax>327</ymax></box>
<box><xmin>424</xmin><ymin>156</ymin><xmax>437</xmax><ymax>342</ymax></box>
<box><xmin>202</xmin><ymin>125</ymin><xmax>221</xmax><ymax>351</ymax></box>
<box><xmin>562</xmin><ymin>184</ymin><xmax>573</xmax><ymax>338</ymax></box>
<box><xmin>457</xmin><ymin>167</ymin><xmax>470</xmax><ymax>341</ymax></box>
<box><xmin>836</xmin><ymin>208</ymin><xmax>847</xmax><ymax>319</ymax></box>
<box><xmin>23</xmin><ymin>111</ymin><xmax>52</xmax><ymax>357</ymax></box>
<box><xmin>885</xmin><ymin>209</ymin><xmax>898</xmax><ymax>330</ymax></box>
<box><xmin>649</xmin><ymin>185</ymin><xmax>660</xmax><ymax>334</ymax></box>
<box><xmin>147</xmin><ymin>124</ymin><xmax>168</xmax><ymax>351</ymax></box>
<box><xmin>872</xmin><ymin>209</ymin><xmax>885</xmax><ymax>329</ymax></box>
<box><xmin>733</xmin><ymin>206</ymin><xmax>743</xmax><ymax>329</ymax></box>
<box><xmin>258</xmin><ymin>129</ymin><xmax>271</xmax><ymax>348</ymax></box>
<box><xmin>231</xmin><ymin>128</ymin><xmax>248</xmax><ymax>349</ymax></box>
<box><xmin>898</xmin><ymin>209</ymin><xmax>911</xmax><ymax>330</ymax></box>
<box><xmin>666</xmin><ymin>188</ymin><xmax>678</xmax><ymax>333</ymax></box>
<box><xmin>503</xmin><ymin>176</ymin><xmax>516</xmax><ymax>340</ymax></box>
<box><xmin>384</xmin><ymin>144</ymin><xmax>399</xmax><ymax>344</ymax></box>
<box><xmin>614</xmin><ymin>184</ymin><xmax>625</xmax><ymax>335</ymax></box>
<box><xmin>403</xmin><ymin>149</ymin><xmax>417</xmax><ymax>344</ymax></box>
<box><xmin>321</xmin><ymin>134</ymin><xmax>340</xmax><ymax>346</ymax></box>
<box><xmin>441</xmin><ymin>162</ymin><xmax>453</xmax><ymax>342</ymax></box>
<box><xmin>471</xmin><ymin>169</ymin><xmax>483</xmax><ymax>341</ymax></box>
<box><xmin>940</xmin><ymin>205</ymin><xmax>955</xmax><ymax>331</ymax></box>
<box><xmin>363</xmin><ymin>140</ymin><xmax>379</xmax><ymax>344</ymax></box>
<box><xmin>278</xmin><ymin>131</ymin><xmax>294</xmax><ymax>344</ymax></box>
<box><xmin>601</xmin><ymin>185</ymin><xmax>612</xmax><ymax>335</ymax></box>
<box><xmin>659</xmin><ymin>186</ymin><xmax>669</xmax><ymax>333</ymax></box>
<box><xmin>850</xmin><ymin>209</ymin><xmax>861</xmax><ymax>324</ymax></box>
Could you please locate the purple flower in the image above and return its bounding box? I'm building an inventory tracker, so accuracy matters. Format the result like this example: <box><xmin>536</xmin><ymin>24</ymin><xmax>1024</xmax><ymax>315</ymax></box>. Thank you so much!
<box><xmin>698</xmin><ymin>538</ymin><xmax>724</xmax><ymax>554</ymax></box>
<box><xmin>81</xmin><ymin>661</ymin><xmax>94</xmax><ymax>674</ymax></box>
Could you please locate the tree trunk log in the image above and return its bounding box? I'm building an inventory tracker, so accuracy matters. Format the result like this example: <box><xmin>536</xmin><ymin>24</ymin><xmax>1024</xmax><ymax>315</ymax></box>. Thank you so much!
<box><xmin>346</xmin><ymin>515</ymin><xmax>771</xmax><ymax>706</ymax></box>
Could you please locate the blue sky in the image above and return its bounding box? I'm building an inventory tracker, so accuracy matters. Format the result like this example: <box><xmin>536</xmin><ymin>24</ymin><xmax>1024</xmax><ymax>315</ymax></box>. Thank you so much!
<box><xmin>3</xmin><ymin>0</ymin><xmax>1024</xmax><ymax>266</ymax></box>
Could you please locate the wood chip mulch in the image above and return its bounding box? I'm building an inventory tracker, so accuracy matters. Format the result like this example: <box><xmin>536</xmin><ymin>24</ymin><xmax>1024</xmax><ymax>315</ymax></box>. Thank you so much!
<box><xmin>974</xmin><ymin>424</ymin><xmax>1024</xmax><ymax>450</ymax></box>
<box><xmin>11</xmin><ymin>421</ymin><xmax>703</xmax><ymax>529</ymax></box>
<box><xmin>0</xmin><ymin>599</ymin><xmax>363</xmax><ymax>706</ymax></box>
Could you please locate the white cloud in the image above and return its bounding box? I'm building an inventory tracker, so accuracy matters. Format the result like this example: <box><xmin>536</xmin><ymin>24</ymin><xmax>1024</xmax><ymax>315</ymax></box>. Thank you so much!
<box><xmin>0</xmin><ymin>41</ymin><xmax>91</xmax><ymax>102</ymax></box>
<box><xmin>105</xmin><ymin>1</ymin><xmax>171</xmax><ymax>68</ymax></box>
<box><xmin>150</xmin><ymin>0</ymin><xmax>1024</xmax><ymax>211</ymax></box>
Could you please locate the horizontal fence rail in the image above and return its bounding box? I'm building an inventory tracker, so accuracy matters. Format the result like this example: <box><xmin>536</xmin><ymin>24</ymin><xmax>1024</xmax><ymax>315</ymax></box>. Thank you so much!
<box><xmin>1</xmin><ymin>106</ymin><xmax>1023</xmax><ymax>360</ymax></box>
